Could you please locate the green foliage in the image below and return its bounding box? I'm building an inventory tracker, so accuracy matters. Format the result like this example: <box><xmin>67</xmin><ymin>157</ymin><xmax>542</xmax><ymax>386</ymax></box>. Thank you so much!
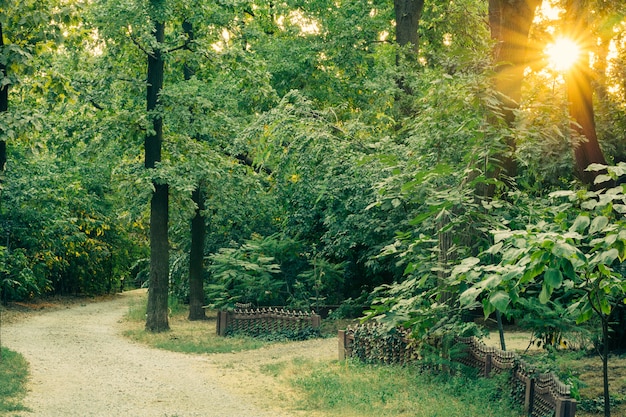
<box><xmin>206</xmin><ymin>234</ymin><xmax>283</xmax><ymax>309</ymax></box>
<box><xmin>454</xmin><ymin>163</ymin><xmax>626</xmax><ymax>331</ymax></box>
<box><xmin>205</xmin><ymin>233</ymin><xmax>347</xmax><ymax>310</ymax></box>
<box><xmin>225</xmin><ymin>325</ymin><xmax>321</xmax><ymax>342</ymax></box>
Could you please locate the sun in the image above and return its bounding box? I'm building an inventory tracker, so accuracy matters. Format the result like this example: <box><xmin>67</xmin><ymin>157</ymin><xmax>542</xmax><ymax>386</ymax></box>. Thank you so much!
<box><xmin>545</xmin><ymin>37</ymin><xmax>581</xmax><ymax>72</ymax></box>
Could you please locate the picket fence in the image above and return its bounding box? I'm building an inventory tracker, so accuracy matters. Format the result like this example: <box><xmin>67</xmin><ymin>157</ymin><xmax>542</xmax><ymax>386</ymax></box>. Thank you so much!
<box><xmin>216</xmin><ymin>307</ymin><xmax>321</xmax><ymax>336</ymax></box>
<box><xmin>338</xmin><ymin>325</ymin><xmax>576</xmax><ymax>417</ymax></box>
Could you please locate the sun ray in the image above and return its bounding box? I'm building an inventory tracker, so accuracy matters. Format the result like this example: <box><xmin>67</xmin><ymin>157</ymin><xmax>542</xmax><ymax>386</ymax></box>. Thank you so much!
<box><xmin>545</xmin><ymin>37</ymin><xmax>581</xmax><ymax>72</ymax></box>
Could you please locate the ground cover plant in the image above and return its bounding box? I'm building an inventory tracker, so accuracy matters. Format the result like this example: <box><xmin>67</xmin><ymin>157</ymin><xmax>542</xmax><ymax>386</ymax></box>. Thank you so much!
<box><xmin>0</xmin><ymin>347</ymin><xmax>28</xmax><ymax>414</ymax></box>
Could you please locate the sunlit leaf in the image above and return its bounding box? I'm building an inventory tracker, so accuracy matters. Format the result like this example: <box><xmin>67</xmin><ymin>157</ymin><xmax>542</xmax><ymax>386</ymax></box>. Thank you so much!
<box><xmin>490</xmin><ymin>291</ymin><xmax>510</xmax><ymax>312</ymax></box>
<box><xmin>569</xmin><ymin>215</ymin><xmax>590</xmax><ymax>233</ymax></box>
<box><xmin>589</xmin><ymin>216</ymin><xmax>609</xmax><ymax>234</ymax></box>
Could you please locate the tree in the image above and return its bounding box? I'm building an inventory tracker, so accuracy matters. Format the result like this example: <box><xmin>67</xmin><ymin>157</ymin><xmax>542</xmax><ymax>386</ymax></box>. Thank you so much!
<box><xmin>0</xmin><ymin>22</ymin><xmax>7</xmax><ymax>174</ymax></box>
<box><xmin>563</xmin><ymin>0</ymin><xmax>608</xmax><ymax>185</ymax></box>
<box><xmin>181</xmin><ymin>20</ymin><xmax>207</xmax><ymax>321</ymax></box>
<box><xmin>488</xmin><ymin>0</ymin><xmax>541</xmax><ymax>178</ymax></box>
<box><xmin>144</xmin><ymin>0</ymin><xmax>169</xmax><ymax>332</ymax></box>
<box><xmin>394</xmin><ymin>0</ymin><xmax>424</xmax><ymax>56</ymax></box>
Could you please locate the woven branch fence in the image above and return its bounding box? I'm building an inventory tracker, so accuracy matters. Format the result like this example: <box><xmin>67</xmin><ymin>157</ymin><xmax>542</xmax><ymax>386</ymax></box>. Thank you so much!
<box><xmin>216</xmin><ymin>307</ymin><xmax>321</xmax><ymax>336</ymax></box>
<box><xmin>338</xmin><ymin>325</ymin><xmax>576</xmax><ymax>417</ymax></box>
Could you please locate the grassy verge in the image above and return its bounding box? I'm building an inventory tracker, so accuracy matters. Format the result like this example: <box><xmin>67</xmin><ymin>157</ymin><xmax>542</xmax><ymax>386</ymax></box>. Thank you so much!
<box><xmin>0</xmin><ymin>348</ymin><xmax>29</xmax><ymax>414</ymax></box>
<box><xmin>263</xmin><ymin>358</ymin><xmax>524</xmax><ymax>417</ymax></box>
<box><xmin>121</xmin><ymin>297</ymin><xmax>270</xmax><ymax>354</ymax></box>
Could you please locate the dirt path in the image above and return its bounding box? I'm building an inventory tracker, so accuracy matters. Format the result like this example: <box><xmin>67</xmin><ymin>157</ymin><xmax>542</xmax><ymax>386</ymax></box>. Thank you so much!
<box><xmin>1</xmin><ymin>290</ymin><xmax>336</xmax><ymax>417</ymax></box>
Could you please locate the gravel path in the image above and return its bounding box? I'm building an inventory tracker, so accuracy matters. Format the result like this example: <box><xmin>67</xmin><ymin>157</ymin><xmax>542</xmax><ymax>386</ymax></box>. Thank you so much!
<box><xmin>1</xmin><ymin>290</ymin><xmax>335</xmax><ymax>417</ymax></box>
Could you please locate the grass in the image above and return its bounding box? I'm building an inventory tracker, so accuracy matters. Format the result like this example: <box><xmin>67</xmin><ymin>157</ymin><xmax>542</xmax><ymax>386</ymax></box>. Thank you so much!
<box><xmin>262</xmin><ymin>358</ymin><xmax>525</xmax><ymax>417</ymax></box>
<box><xmin>0</xmin><ymin>347</ymin><xmax>29</xmax><ymax>414</ymax></box>
<box><xmin>122</xmin><ymin>297</ymin><xmax>270</xmax><ymax>354</ymax></box>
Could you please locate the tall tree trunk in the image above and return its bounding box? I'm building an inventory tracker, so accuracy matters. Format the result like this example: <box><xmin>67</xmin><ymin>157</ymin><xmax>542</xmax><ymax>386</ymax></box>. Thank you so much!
<box><xmin>394</xmin><ymin>0</ymin><xmax>424</xmax><ymax>97</ymax></box>
<box><xmin>488</xmin><ymin>0</ymin><xmax>541</xmax><ymax>178</ymax></box>
<box><xmin>394</xmin><ymin>0</ymin><xmax>424</xmax><ymax>56</ymax></box>
<box><xmin>564</xmin><ymin>0</ymin><xmax>607</xmax><ymax>186</ymax></box>
<box><xmin>0</xmin><ymin>23</ymin><xmax>8</xmax><ymax>173</ymax></box>
<box><xmin>182</xmin><ymin>20</ymin><xmax>208</xmax><ymax>321</ymax></box>
<box><xmin>145</xmin><ymin>18</ymin><xmax>170</xmax><ymax>333</ymax></box>
<box><xmin>188</xmin><ymin>186</ymin><xmax>207</xmax><ymax>320</ymax></box>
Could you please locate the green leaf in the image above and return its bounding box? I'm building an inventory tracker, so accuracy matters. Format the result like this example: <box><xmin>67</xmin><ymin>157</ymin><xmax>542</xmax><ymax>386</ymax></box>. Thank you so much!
<box><xmin>594</xmin><ymin>174</ymin><xmax>613</xmax><ymax>185</ymax></box>
<box><xmin>600</xmin><ymin>297</ymin><xmax>612</xmax><ymax>315</ymax></box>
<box><xmin>569</xmin><ymin>215</ymin><xmax>590</xmax><ymax>233</ymax></box>
<box><xmin>482</xmin><ymin>298</ymin><xmax>495</xmax><ymax>318</ymax></box>
<box><xmin>544</xmin><ymin>268</ymin><xmax>563</xmax><ymax>289</ymax></box>
<box><xmin>587</xmin><ymin>163</ymin><xmax>608</xmax><ymax>172</ymax></box>
<box><xmin>490</xmin><ymin>291</ymin><xmax>510</xmax><ymax>312</ymax></box>
<box><xmin>589</xmin><ymin>216</ymin><xmax>609</xmax><ymax>234</ymax></box>
<box><xmin>593</xmin><ymin>248</ymin><xmax>618</xmax><ymax>266</ymax></box>
<box><xmin>539</xmin><ymin>284</ymin><xmax>552</xmax><ymax>304</ymax></box>
<box><xmin>460</xmin><ymin>287</ymin><xmax>482</xmax><ymax>306</ymax></box>
<box><xmin>451</xmin><ymin>257</ymin><xmax>480</xmax><ymax>277</ymax></box>
<box><xmin>552</xmin><ymin>242</ymin><xmax>586</xmax><ymax>267</ymax></box>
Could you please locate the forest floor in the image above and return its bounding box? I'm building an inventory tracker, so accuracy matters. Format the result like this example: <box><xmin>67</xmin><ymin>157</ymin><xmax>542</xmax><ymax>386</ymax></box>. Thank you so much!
<box><xmin>0</xmin><ymin>289</ymin><xmax>335</xmax><ymax>417</ymax></box>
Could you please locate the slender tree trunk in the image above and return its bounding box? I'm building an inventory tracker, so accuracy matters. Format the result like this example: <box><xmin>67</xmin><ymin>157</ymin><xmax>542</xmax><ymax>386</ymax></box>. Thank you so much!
<box><xmin>564</xmin><ymin>0</ymin><xmax>607</xmax><ymax>186</ymax></box>
<box><xmin>181</xmin><ymin>21</ymin><xmax>208</xmax><ymax>321</ymax></box>
<box><xmin>601</xmin><ymin>316</ymin><xmax>611</xmax><ymax>417</ymax></box>
<box><xmin>0</xmin><ymin>23</ymin><xmax>8</xmax><ymax>173</ymax></box>
<box><xmin>145</xmin><ymin>18</ymin><xmax>170</xmax><ymax>333</ymax></box>
<box><xmin>488</xmin><ymin>0</ymin><xmax>541</xmax><ymax>178</ymax></box>
<box><xmin>188</xmin><ymin>186</ymin><xmax>207</xmax><ymax>320</ymax></box>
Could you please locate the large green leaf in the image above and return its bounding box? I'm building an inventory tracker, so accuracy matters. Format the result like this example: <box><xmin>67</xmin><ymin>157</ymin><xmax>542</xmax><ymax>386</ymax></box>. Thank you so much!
<box><xmin>544</xmin><ymin>268</ymin><xmax>563</xmax><ymax>289</ymax></box>
<box><xmin>589</xmin><ymin>216</ymin><xmax>609</xmax><ymax>235</ymax></box>
<box><xmin>460</xmin><ymin>286</ymin><xmax>482</xmax><ymax>307</ymax></box>
<box><xmin>489</xmin><ymin>291</ymin><xmax>511</xmax><ymax>312</ymax></box>
<box><xmin>569</xmin><ymin>215</ymin><xmax>590</xmax><ymax>233</ymax></box>
<box><xmin>552</xmin><ymin>241</ymin><xmax>586</xmax><ymax>268</ymax></box>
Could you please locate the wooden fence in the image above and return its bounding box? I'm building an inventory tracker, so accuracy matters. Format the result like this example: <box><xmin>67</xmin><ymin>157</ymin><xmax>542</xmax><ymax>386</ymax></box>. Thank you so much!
<box><xmin>216</xmin><ymin>307</ymin><xmax>321</xmax><ymax>336</ymax></box>
<box><xmin>338</xmin><ymin>326</ymin><xmax>576</xmax><ymax>417</ymax></box>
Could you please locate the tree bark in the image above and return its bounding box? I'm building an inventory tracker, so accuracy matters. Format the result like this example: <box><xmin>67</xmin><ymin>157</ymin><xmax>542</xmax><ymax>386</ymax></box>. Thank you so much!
<box><xmin>394</xmin><ymin>0</ymin><xmax>424</xmax><ymax>97</ymax></box>
<box><xmin>394</xmin><ymin>0</ymin><xmax>424</xmax><ymax>55</ymax></box>
<box><xmin>181</xmin><ymin>20</ymin><xmax>208</xmax><ymax>321</ymax></box>
<box><xmin>564</xmin><ymin>0</ymin><xmax>607</xmax><ymax>186</ymax></box>
<box><xmin>488</xmin><ymin>0</ymin><xmax>541</xmax><ymax>178</ymax></box>
<box><xmin>188</xmin><ymin>186</ymin><xmax>207</xmax><ymax>320</ymax></box>
<box><xmin>145</xmin><ymin>18</ymin><xmax>170</xmax><ymax>333</ymax></box>
<box><xmin>0</xmin><ymin>23</ymin><xmax>8</xmax><ymax>173</ymax></box>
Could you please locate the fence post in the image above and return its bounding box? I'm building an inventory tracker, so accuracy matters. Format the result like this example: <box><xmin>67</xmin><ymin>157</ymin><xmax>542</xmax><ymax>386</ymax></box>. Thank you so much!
<box><xmin>556</xmin><ymin>398</ymin><xmax>577</xmax><ymax>417</ymax></box>
<box><xmin>338</xmin><ymin>330</ymin><xmax>347</xmax><ymax>360</ymax></box>
<box><xmin>217</xmin><ymin>311</ymin><xmax>230</xmax><ymax>336</ymax></box>
<box><xmin>484</xmin><ymin>353</ymin><xmax>493</xmax><ymax>377</ymax></box>
<box><xmin>525</xmin><ymin>377</ymin><xmax>535</xmax><ymax>415</ymax></box>
<box><xmin>311</xmin><ymin>313</ymin><xmax>321</xmax><ymax>329</ymax></box>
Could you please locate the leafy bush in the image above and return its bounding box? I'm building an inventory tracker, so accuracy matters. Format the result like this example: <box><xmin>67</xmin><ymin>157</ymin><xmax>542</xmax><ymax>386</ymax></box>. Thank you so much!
<box><xmin>225</xmin><ymin>325</ymin><xmax>321</xmax><ymax>342</ymax></box>
<box><xmin>205</xmin><ymin>233</ymin><xmax>347</xmax><ymax>310</ymax></box>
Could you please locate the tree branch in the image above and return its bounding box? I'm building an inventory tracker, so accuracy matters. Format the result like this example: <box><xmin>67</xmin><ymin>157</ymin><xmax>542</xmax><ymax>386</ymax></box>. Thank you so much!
<box><xmin>129</xmin><ymin>33</ymin><xmax>155</xmax><ymax>58</ymax></box>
